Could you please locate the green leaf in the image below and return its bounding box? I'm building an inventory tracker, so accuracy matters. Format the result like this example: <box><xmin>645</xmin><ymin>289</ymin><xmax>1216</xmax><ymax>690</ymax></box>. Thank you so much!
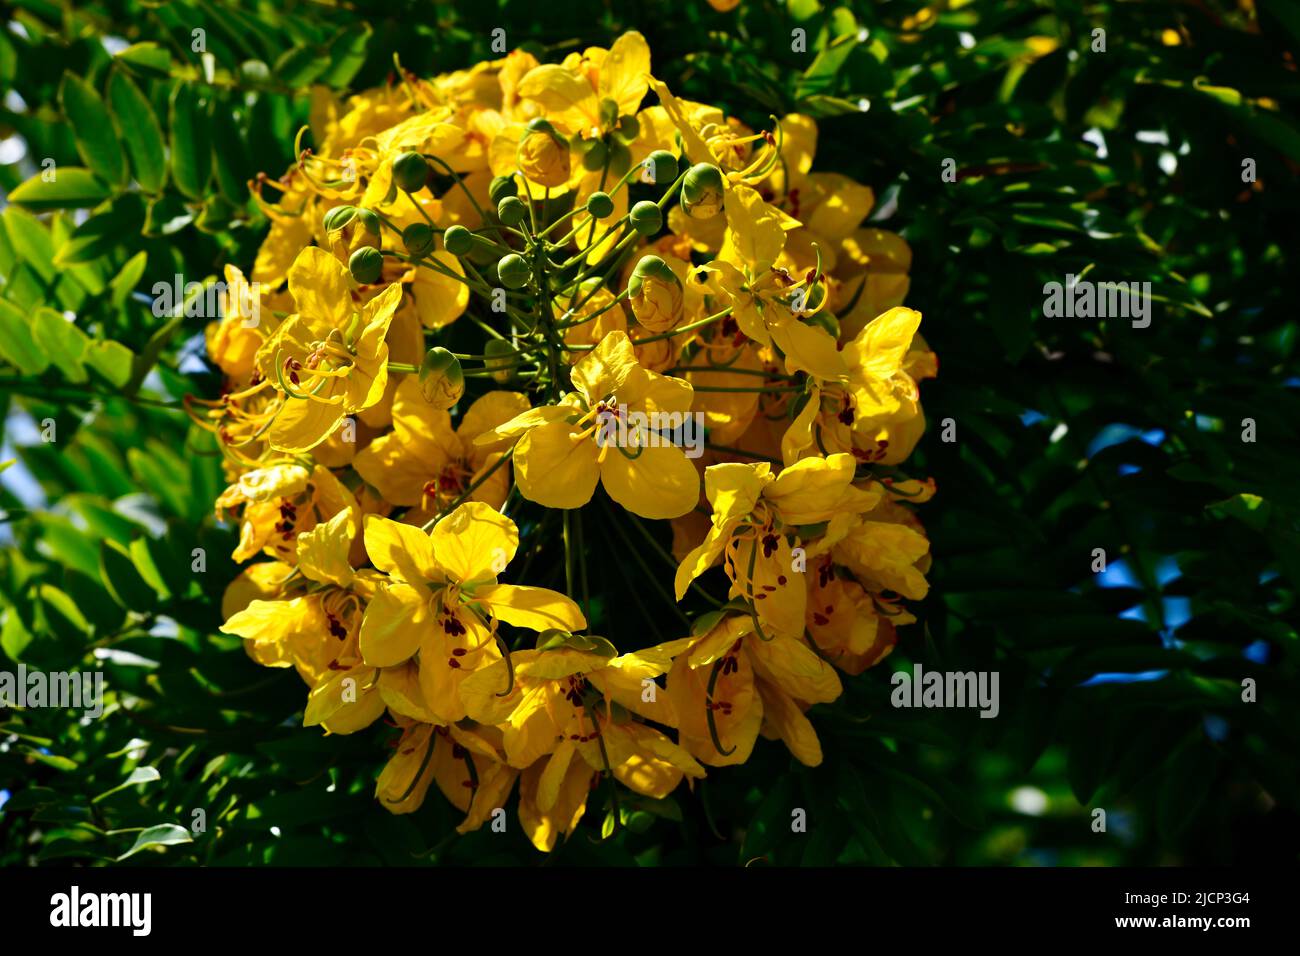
<box><xmin>109</xmin><ymin>251</ymin><xmax>149</xmax><ymax>309</ymax></box>
<box><xmin>85</xmin><ymin>339</ymin><xmax>135</xmax><ymax>388</ymax></box>
<box><xmin>94</xmin><ymin>766</ymin><xmax>162</xmax><ymax>803</ymax></box>
<box><xmin>115</xmin><ymin>42</ymin><xmax>172</xmax><ymax>76</ymax></box>
<box><xmin>116</xmin><ymin>824</ymin><xmax>193</xmax><ymax>861</ymax></box>
<box><xmin>8</xmin><ymin>168</ymin><xmax>112</xmax><ymax>211</ymax></box>
<box><xmin>59</xmin><ymin>72</ymin><xmax>127</xmax><ymax>187</ymax></box>
<box><xmin>55</xmin><ymin>194</ymin><xmax>145</xmax><ymax>266</ymax></box>
<box><xmin>144</xmin><ymin>193</ymin><xmax>194</xmax><ymax>237</ymax></box>
<box><xmin>107</xmin><ymin>70</ymin><xmax>167</xmax><ymax>193</ymax></box>
<box><xmin>0</xmin><ymin>298</ymin><xmax>50</xmax><ymax>374</ymax></box>
<box><xmin>169</xmin><ymin>84</ymin><xmax>212</xmax><ymax>199</ymax></box>
<box><xmin>31</xmin><ymin>308</ymin><xmax>90</xmax><ymax>383</ymax></box>
<box><xmin>100</xmin><ymin>539</ymin><xmax>161</xmax><ymax>612</ymax></box>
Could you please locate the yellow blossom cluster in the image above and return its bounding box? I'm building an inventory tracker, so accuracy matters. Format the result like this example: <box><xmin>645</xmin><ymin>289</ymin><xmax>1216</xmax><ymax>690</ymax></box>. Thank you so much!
<box><xmin>196</xmin><ymin>31</ymin><xmax>936</xmax><ymax>852</ymax></box>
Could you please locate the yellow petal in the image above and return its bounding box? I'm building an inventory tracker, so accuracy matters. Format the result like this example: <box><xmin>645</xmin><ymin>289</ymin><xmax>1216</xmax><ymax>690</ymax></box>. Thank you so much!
<box><xmin>599</xmin><ymin>442</ymin><xmax>700</xmax><ymax>519</ymax></box>
<box><xmin>571</xmin><ymin>330</ymin><xmax>639</xmax><ymax>403</ymax></box>
<box><xmin>475</xmin><ymin>583</ymin><xmax>587</xmax><ymax>632</ymax></box>
<box><xmin>768</xmin><ymin>314</ymin><xmax>848</xmax><ymax>381</ymax></box>
<box><xmin>296</xmin><ymin>507</ymin><xmax>355</xmax><ymax>587</ymax></box>
<box><xmin>288</xmin><ymin>246</ymin><xmax>352</xmax><ymax>333</ymax></box>
<box><xmin>358</xmin><ymin>582</ymin><xmax>430</xmax><ymax>667</ymax></box>
<box><xmin>363</xmin><ymin>514</ymin><xmax>440</xmax><ymax>585</ymax></box>
<box><xmin>515</xmin><ymin>419</ymin><xmax>601</xmax><ymax>509</ymax></box>
<box><xmin>756</xmin><ymin>679</ymin><xmax>823</xmax><ymax>767</ymax></box>
<box><xmin>722</xmin><ymin>184</ymin><xmax>786</xmax><ymax>274</ymax></box>
<box><xmin>704</xmin><ymin>460</ymin><xmax>771</xmax><ymax>519</ymax></box>
<box><xmin>600</xmin><ymin>31</ymin><xmax>651</xmax><ymax>119</ymax></box>
<box><xmin>267</xmin><ymin>396</ymin><xmax>345</xmax><ymax>453</ymax></box>
<box><xmin>429</xmin><ymin>501</ymin><xmax>519</xmax><ymax>581</ymax></box>
<box><xmin>518</xmin><ymin>64</ymin><xmax>600</xmax><ymax>134</ymax></box>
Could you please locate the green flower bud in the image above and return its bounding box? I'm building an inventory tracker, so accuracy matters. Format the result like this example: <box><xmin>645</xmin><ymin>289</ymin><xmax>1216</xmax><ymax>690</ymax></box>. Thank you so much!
<box><xmin>488</xmin><ymin>175</ymin><xmax>517</xmax><ymax>205</ymax></box>
<box><xmin>419</xmin><ymin>347</ymin><xmax>465</xmax><ymax>411</ymax></box>
<box><xmin>629</xmin><ymin>200</ymin><xmax>663</xmax><ymax>237</ymax></box>
<box><xmin>586</xmin><ymin>191</ymin><xmax>614</xmax><ymax>220</ymax></box>
<box><xmin>581</xmin><ymin>139</ymin><xmax>608</xmax><ymax>172</ymax></box>
<box><xmin>323</xmin><ymin>205</ymin><xmax>357</xmax><ymax>233</ymax></box>
<box><xmin>682</xmin><ymin>162</ymin><xmax>725</xmax><ymax>219</ymax></box>
<box><xmin>497</xmin><ymin>195</ymin><xmax>527</xmax><ymax>226</ymax></box>
<box><xmin>442</xmin><ymin>224</ymin><xmax>474</xmax><ymax>257</ymax></box>
<box><xmin>348</xmin><ymin>246</ymin><xmax>384</xmax><ymax>285</ymax></box>
<box><xmin>615</xmin><ymin>112</ymin><xmax>640</xmax><ymax>143</ymax></box>
<box><xmin>392</xmin><ymin>151</ymin><xmax>429</xmax><ymax>193</ymax></box>
<box><xmin>643</xmin><ymin>149</ymin><xmax>678</xmax><ymax>185</ymax></box>
<box><xmin>483</xmin><ymin>339</ymin><xmax>517</xmax><ymax>384</ymax></box>
<box><xmin>356</xmin><ymin>208</ymin><xmax>381</xmax><ymax>235</ymax></box>
<box><xmin>628</xmin><ymin>255</ymin><xmax>684</xmax><ymax>332</ymax></box>
<box><xmin>525</xmin><ymin>117</ymin><xmax>564</xmax><ymax>138</ymax></box>
<box><xmin>497</xmin><ymin>253</ymin><xmax>531</xmax><ymax>289</ymax></box>
<box><xmin>402</xmin><ymin>222</ymin><xmax>436</xmax><ymax>258</ymax></box>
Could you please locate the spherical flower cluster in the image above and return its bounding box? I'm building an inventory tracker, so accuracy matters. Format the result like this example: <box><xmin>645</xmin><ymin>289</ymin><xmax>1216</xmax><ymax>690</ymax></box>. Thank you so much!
<box><xmin>197</xmin><ymin>31</ymin><xmax>935</xmax><ymax>852</ymax></box>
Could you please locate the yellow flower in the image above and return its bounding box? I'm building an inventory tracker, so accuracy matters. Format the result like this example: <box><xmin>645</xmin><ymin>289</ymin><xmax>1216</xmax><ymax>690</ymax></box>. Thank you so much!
<box><xmin>204</xmin><ymin>265</ymin><xmax>264</xmax><ymax>383</ymax></box>
<box><xmin>353</xmin><ymin>376</ymin><xmax>529</xmax><ymax>521</ymax></box>
<box><xmin>667</xmin><ymin>611</ymin><xmax>840</xmax><ymax>767</ymax></box>
<box><xmin>805</xmin><ymin>549</ymin><xmax>902</xmax><ymax>676</ymax></box>
<box><xmin>357</xmin><ymin>502</ymin><xmax>587</xmax><ymax>724</ymax></box>
<box><xmin>479</xmin><ymin>331</ymin><xmax>701</xmax><ymax>519</ymax></box>
<box><xmin>518</xmin><ymin>31</ymin><xmax>652</xmax><ymax>139</ymax></box>
<box><xmin>257</xmin><ymin>247</ymin><xmax>404</xmax><ymax>452</ymax></box>
<box><xmin>221</xmin><ymin>496</ymin><xmax>391</xmax><ymax>735</ymax></box>
<box><xmin>675</xmin><ymin>454</ymin><xmax>878</xmax><ymax>640</ymax></box>
<box><xmin>693</xmin><ymin>259</ymin><xmax>847</xmax><ymax>381</ymax></box>
<box><xmin>251</xmin><ymin>171</ymin><xmax>316</xmax><ymax>288</ymax></box>
<box><xmin>459</xmin><ymin>635</ymin><xmax>706</xmax><ymax>848</ymax></box>
<box><xmin>376</xmin><ymin>720</ymin><xmax>513</xmax><ymax>821</ymax></box>
<box><xmin>215</xmin><ymin>463</ymin><xmax>360</xmax><ymax>565</ymax></box>
<box><xmin>781</xmin><ymin>307</ymin><xmax>930</xmax><ymax>466</ymax></box>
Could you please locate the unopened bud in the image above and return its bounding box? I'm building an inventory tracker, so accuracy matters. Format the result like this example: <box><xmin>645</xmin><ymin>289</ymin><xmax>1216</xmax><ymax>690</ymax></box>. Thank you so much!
<box><xmin>443</xmin><ymin>224</ymin><xmax>473</xmax><ymax>256</ymax></box>
<box><xmin>483</xmin><ymin>339</ymin><xmax>517</xmax><ymax>384</ymax></box>
<box><xmin>682</xmin><ymin>162</ymin><xmax>725</xmax><ymax>219</ymax></box>
<box><xmin>419</xmin><ymin>347</ymin><xmax>465</xmax><ymax>410</ymax></box>
<box><xmin>586</xmin><ymin>191</ymin><xmax>614</xmax><ymax>220</ymax></box>
<box><xmin>356</xmin><ymin>208</ymin><xmax>381</xmax><ymax>235</ymax></box>
<box><xmin>488</xmin><ymin>175</ymin><xmax>518</xmax><ymax>205</ymax></box>
<box><xmin>323</xmin><ymin>205</ymin><xmax>357</xmax><ymax>232</ymax></box>
<box><xmin>629</xmin><ymin>200</ymin><xmax>663</xmax><ymax>237</ymax></box>
<box><xmin>497</xmin><ymin>253</ymin><xmax>531</xmax><ymax>290</ymax></box>
<box><xmin>644</xmin><ymin>150</ymin><xmax>678</xmax><ymax>185</ymax></box>
<box><xmin>581</xmin><ymin>139</ymin><xmax>608</xmax><ymax>172</ymax></box>
<box><xmin>402</xmin><ymin>223</ymin><xmax>436</xmax><ymax>258</ymax></box>
<box><xmin>392</xmin><ymin>151</ymin><xmax>429</xmax><ymax>193</ymax></box>
<box><xmin>517</xmin><ymin>119</ymin><xmax>570</xmax><ymax>188</ymax></box>
<box><xmin>348</xmin><ymin>247</ymin><xmax>384</xmax><ymax>285</ymax></box>
<box><xmin>628</xmin><ymin>255</ymin><xmax>683</xmax><ymax>332</ymax></box>
<box><xmin>497</xmin><ymin>196</ymin><xmax>527</xmax><ymax>226</ymax></box>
